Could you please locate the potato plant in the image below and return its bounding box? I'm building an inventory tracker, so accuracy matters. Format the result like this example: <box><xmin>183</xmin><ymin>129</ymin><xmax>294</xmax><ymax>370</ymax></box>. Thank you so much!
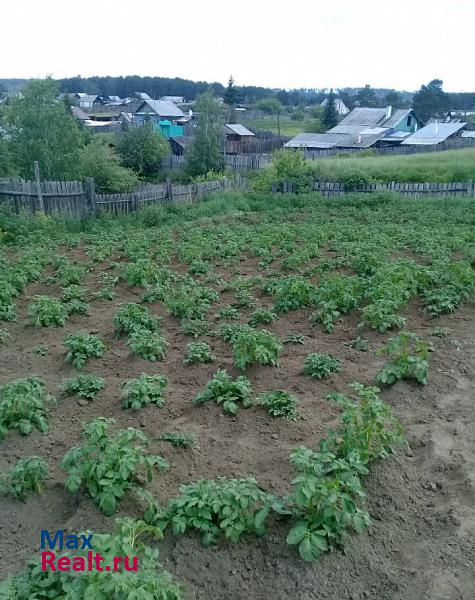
<box><xmin>303</xmin><ymin>353</ymin><xmax>342</xmax><ymax>379</ymax></box>
<box><xmin>62</xmin><ymin>374</ymin><xmax>105</xmax><ymax>400</ymax></box>
<box><xmin>0</xmin><ymin>328</ymin><xmax>11</xmax><ymax>345</ymax></box>
<box><xmin>184</xmin><ymin>342</ymin><xmax>215</xmax><ymax>364</ymax></box>
<box><xmin>157</xmin><ymin>433</ymin><xmax>195</xmax><ymax>448</ymax></box>
<box><xmin>113</xmin><ymin>303</ymin><xmax>161</xmax><ymax>338</ymax></box>
<box><xmin>28</xmin><ymin>295</ymin><xmax>68</xmax><ymax>327</ymax></box>
<box><xmin>126</xmin><ymin>329</ymin><xmax>168</xmax><ymax>361</ymax></box>
<box><xmin>64</xmin><ymin>332</ymin><xmax>106</xmax><ymax>370</ymax></box>
<box><xmin>376</xmin><ymin>331</ymin><xmax>430</xmax><ymax>385</ymax></box>
<box><xmin>122</xmin><ymin>374</ymin><xmax>168</xmax><ymax>410</ymax></box>
<box><xmin>194</xmin><ymin>369</ymin><xmax>252</xmax><ymax>415</ymax></box>
<box><xmin>258</xmin><ymin>390</ymin><xmax>299</xmax><ymax>420</ymax></box>
<box><xmin>148</xmin><ymin>477</ymin><xmax>276</xmax><ymax>546</ymax></box>
<box><xmin>62</xmin><ymin>417</ymin><xmax>168</xmax><ymax>515</ymax></box>
<box><xmin>228</xmin><ymin>325</ymin><xmax>282</xmax><ymax>370</ymax></box>
<box><xmin>0</xmin><ymin>456</ymin><xmax>48</xmax><ymax>500</ymax></box>
<box><xmin>0</xmin><ymin>377</ymin><xmax>52</xmax><ymax>439</ymax></box>
<box><xmin>0</xmin><ymin>518</ymin><xmax>183</xmax><ymax>599</ymax></box>
<box><xmin>248</xmin><ymin>307</ymin><xmax>278</xmax><ymax>327</ymax></box>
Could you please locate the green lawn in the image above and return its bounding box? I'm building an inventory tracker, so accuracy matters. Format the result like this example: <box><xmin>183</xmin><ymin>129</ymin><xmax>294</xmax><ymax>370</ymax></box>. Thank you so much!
<box><xmin>241</xmin><ymin>115</ymin><xmax>307</xmax><ymax>137</ymax></box>
<box><xmin>314</xmin><ymin>147</ymin><xmax>475</xmax><ymax>183</ymax></box>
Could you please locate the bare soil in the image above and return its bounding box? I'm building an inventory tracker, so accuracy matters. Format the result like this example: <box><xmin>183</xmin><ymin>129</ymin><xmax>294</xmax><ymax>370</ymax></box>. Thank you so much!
<box><xmin>0</xmin><ymin>250</ymin><xmax>474</xmax><ymax>600</ymax></box>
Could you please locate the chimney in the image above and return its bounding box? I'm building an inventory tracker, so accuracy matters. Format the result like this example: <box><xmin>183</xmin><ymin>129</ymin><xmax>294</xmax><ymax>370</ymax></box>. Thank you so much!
<box><xmin>385</xmin><ymin>105</ymin><xmax>392</xmax><ymax>120</ymax></box>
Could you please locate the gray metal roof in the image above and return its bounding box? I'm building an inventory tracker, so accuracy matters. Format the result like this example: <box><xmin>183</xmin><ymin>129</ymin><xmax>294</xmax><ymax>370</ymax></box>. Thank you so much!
<box><xmin>339</xmin><ymin>107</ymin><xmax>388</xmax><ymax>126</ymax></box>
<box><xmin>224</xmin><ymin>123</ymin><xmax>255</xmax><ymax>137</ymax></box>
<box><xmin>136</xmin><ymin>99</ymin><xmax>185</xmax><ymax>118</ymax></box>
<box><xmin>71</xmin><ymin>106</ymin><xmax>89</xmax><ymax>120</ymax></box>
<box><xmin>401</xmin><ymin>122</ymin><xmax>466</xmax><ymax>145</ymax></box>
<box><xmin>284</xmin><ymin>131</ymin><xmax>383</xmax><ymax>149</ymax></box>
<box><xmin>461</xmin><ymin>130</ymin><xmax>475</xmax><ymax>138</ymax></box>
<box><xmin>383</xmin><ymin>109</ymin><xmax>412</xmax><ymax>128</ymax></box>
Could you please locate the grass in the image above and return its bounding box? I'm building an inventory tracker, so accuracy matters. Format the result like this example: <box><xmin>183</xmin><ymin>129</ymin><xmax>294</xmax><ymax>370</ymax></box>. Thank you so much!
<box><xmin>314</xmin><ymin>148</ymin><xmax>475</xmax><ymax>183</ymax></box>
<box><xmin>241</xmin><ymin>116</ymin><xmax>307</xmax><ymax>137</ymax></box>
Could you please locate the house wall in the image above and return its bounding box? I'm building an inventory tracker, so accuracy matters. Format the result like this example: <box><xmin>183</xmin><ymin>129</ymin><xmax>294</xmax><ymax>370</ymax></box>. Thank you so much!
<box><xmin>394</xmin><ymin>113</ymin><xmax>419</xmax><ymax>133</ymax></box>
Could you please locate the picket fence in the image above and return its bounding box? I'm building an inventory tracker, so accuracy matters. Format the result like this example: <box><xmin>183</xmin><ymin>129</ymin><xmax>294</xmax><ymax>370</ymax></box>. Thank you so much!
<box><xmin>0</xmin><ymin>176</ymin><xmax>245</xmax><ymax>219</ymax></box>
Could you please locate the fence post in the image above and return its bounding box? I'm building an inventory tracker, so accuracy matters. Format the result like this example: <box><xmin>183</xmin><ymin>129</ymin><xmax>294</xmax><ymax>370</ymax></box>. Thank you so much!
<box><xmin>85</xmin><ymin>178</ymin><xmax>96</xmax><ymax>216</ymax></box>
<box><xmin>467</xmin><ymin>179</ymin><xmax>474</xmax><ymax>197</ymax></box>
<box><xmin>166</xmin><ymin>179</ymin><xmax>173</xmax><ymax>203</ymax></box>
<box><xmin>34</xmin><ymin>161</ymin><xmax>45</xmax><ymax>214</ymax></box>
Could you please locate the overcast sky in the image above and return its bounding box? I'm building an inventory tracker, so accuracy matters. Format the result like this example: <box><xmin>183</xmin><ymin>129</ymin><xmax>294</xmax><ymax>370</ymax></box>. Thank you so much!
<box><xmin>2</xmin><ymin>0</ymin><xmax>474</xmax><ymax>92</ymax></box>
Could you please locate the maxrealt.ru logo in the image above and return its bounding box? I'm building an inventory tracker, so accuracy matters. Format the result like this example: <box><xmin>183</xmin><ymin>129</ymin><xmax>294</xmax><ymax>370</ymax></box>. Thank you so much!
<box><xmin>40</xmin><ymin>530</ymin><xmax>138</xmax><ymax>572</ymax></box>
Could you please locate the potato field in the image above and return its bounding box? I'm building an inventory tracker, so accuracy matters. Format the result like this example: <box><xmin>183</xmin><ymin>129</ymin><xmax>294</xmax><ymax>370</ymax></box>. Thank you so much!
<box><xmin>0</xmin><ymin>192</ymin><xmax>474</xmax><ymax>600</ymax></box>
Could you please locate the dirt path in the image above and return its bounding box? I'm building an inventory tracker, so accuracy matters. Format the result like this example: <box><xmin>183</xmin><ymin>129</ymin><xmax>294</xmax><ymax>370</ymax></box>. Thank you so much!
<box><xmin>160</xmin><ymin>303</ymin><xmax>475</xmax><ymax>600</ymax></box>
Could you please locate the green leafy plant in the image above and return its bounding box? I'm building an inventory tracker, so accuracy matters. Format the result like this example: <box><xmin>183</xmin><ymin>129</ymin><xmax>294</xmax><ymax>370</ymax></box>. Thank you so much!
<box><xmin>283</xmin><ymin>333</ymin><xmax>306</xmax><ymax>344</ymax></box>
<box><xmin>184</xmin><ymin>341</ymin><xmax>215</xmax><ymax>364</ymax></box>
<box><xmin>232</xmin><ymin>290</ymin><xmax>256</xmax><ymax>308</ymax></box>
<box><xmin>248</xmin><ymin>307</ymin><xmax>278</xmax><ymax>327</ymax></box>
<box><xmin>270</xmin><ymin>277</ymin><xmax>315</xmax><ymax>313</ymax></box>
<box><xmin>229</xmin><ymin>325</ymin><xmax>282</xmax><ymax>370</ymax></box>
<box><xmin>215</xmin><ymin>306</ymin><xmax>242</xmax><ymax>321</ymax></box>
<box><xmin>258</xmin><ymin>390</ymin><xmax>299</xmax><ymax>420</ymax></box>
<box><xmin>122</xmin><ymin>374</ymin><xmax>168</xmax><ymax>410</ymax></box>
<box><xmin>126</xmin><ymin>329</ymin><xmax>168</xmax><ymax>361</ymax></box>
<box><xmin>0</xmin><ymin>518</ymin><xmax>183</xmax><ymax>599</ymax></box>
<box><xmin>194</xmin><ymin>369</ymin><xmax>252</xmax><ymax>415</ymax></box>
<box><xmin>345</xmin><ymin>336</ymin><xmax>370</xmax><ymax>351</ymax></box>
<box><xmin>28</xmin><ymin>295</ymin><xmax>68</xmax><ymax>327</ymax></box>
<box><xmin>286</xmin><ymin>382</ymin><xmax>405</xmax><ymax>561</ymax></box>
<box><xmin>64</xmin><ymin>332</ymin><xmax>106</xmax><ymax>370</ymax></box>
<box><xmin>180</xmin><ymin>318</ymin><xmax>211</xmax><ymax>337</ymax></box>
<box><xmin>152</xmin><ymin>477</ymin><xmax>275</xmax><ymax>546</ymax></box>
<box><xmin>0</xmin><ymin>377</ymin><xmax>51</xmax><ymax>439</ymax></box>
<box><xmin>62</xmin><ymin>374</ymin><xmax>105</xmax><ymax>400</ymax></box>
<box><xmin>62</xmin><ymin>417</ymin><xmax>168</xmax><ymax>515</ymax></box>
<box><xmin>56</xmin><ymin>261</ymin><xmax>86</xmax><ymax>285</ymax></box>
<box><xmin>113</xmin><ymin>303</ymin><xmax>161</xmax><ymax>338</ymax></box>
<box><xmin>376</xmin><ymin>331</ymin><xmax>430</xmax><ymax>385</ymax></box>
<box><xmin>33</xmin><ymin>343</ymin><xmax>48</xmax><ymax>356</ymax></box>
<box><xmin>157</xmin><ymin>433</ymin><xmax>195</xmax><ymax>448</ymax></box>
<box><xmin>431</xmin><ymin>327</ymin><xmax>449</xmax><ymax>338</ymax></box>
<box><xmin>0</xmin><ymin>456</ymin><xmax>48</xmax><ymax>500</ymax></box>
<box><xmin>0</xmin><ymin>328</ymin><xmax>11</xmax><ymax>345</ymax></box>
<box><xmin>303</xmin><ymin>353</ymin><xmax>342</xmax><ymax>379</ymax></box>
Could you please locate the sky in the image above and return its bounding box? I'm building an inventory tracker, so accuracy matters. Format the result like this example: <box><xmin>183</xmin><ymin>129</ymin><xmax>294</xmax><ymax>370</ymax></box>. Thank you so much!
<box><xmin>1</xmin><ymin>0</ymin><xmax>474</xmax><ymax>92</ymax></box>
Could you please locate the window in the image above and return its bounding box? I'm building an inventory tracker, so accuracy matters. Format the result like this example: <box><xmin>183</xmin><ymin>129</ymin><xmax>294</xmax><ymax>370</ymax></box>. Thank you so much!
<box><xmin>407</xmin><ymin>116</ymin><xmax>412</xmax><ymax>127</ymax></box>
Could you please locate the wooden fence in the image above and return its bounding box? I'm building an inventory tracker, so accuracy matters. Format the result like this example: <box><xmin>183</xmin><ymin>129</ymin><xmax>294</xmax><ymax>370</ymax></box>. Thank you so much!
<box><xmin>0</xmin><ymin>176</ymin><xmax>245</xmax><ymax>219</ymax></box>
<box><xmin>274</xmin><ymin>180</ymin><xmax>475</xmax><ymax>198</ymax></box>
<box><xmin>1</xmin><ymin>175</ymin><xmax>473</xmax><ymax>220</ymax></box>
<box><xmin>161</xmin><ymin>153</ymin><xmax>272</xmax><ymax>171</ymax></box>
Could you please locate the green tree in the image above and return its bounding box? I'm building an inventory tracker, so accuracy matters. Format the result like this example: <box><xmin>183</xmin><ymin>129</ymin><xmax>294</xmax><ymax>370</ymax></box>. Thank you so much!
<box><xmin>254</xmin><ymin>97</ymin><xmax>282</xmax><ymax>115</ymax></box>
<box><xmin>185</xmin><ymin>92</ymin><xmax>224</xmax><ymax>177</ymax></box>
<box><xmin>223</xmin><ymin>75</ymin><xmax>239</xmax><ymax>107</ymax></box>
<box><xmin>384</xmin><ymin>90</ymin><xmax>402</xmax><ymax>107</ymax></box>
<box><xmin>413</xmin><ymin>79</ymin><xmax>450</xmax><ymax>123</ymax></box>
<box><xmin>117</xmin><ymin>122</ymin><xmax>169</xmax><ymax>178</ymax></box>
<box><xmin>356</xmin><ymin>84</ymin><xmax>377</xmax><ymax>108</ymax></box>
<box><xmin>322</xmin><ymin>91</ymin><xmax>339</xmax><ymax>130</ymax></box>
<box><xmin>3</xmin><ymin>78</ymin><xmax>85</xmax><ymax>179</ymax></box>
<box><xmin>80</xmin><ymin>139</ymin><xmax>137</xmax><ymax>193</ymax></box>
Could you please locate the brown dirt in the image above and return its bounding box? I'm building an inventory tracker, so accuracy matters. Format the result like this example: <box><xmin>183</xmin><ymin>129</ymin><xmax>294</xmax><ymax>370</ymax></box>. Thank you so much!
<box><xmin>0</xmin><ymin>250</ymin><xmax>474</xmax><ymax>599</ymax></box>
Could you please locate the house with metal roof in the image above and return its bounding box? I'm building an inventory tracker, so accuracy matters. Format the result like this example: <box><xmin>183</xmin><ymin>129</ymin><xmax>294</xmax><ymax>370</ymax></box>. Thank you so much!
<box><xmin>401</xmin><ymin>121</ymin><xmax>466</xmax><ymax>145</ymax></box>
<box><xmin>224</xmin><ymin>124</ymin><xmax>255</xmax><ymax>154</ymax></box>
<box><xmin>285</xmin><ymin>106</ymin><xmax>421</xmax><ymax>150</ymax></box>
<box><xmin>133</xmin><ymin>99</ymin><xmax>186</xmax><ymax>122</ymax></box>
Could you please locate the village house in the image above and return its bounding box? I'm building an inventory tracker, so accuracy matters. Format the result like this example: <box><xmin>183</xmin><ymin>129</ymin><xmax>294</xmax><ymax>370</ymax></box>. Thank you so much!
<box><xmin>285</xmin><ymin>106</ymin><xmax>421</xmax><ymax>150</ymax></box>
<box><xmin>131</xmin><ymin>99</ymin><xmax>187</xmax><ymax>137</ymax></box>
<box><xmin>401</xmin><ymin>121</ymin><xmax>467</xmax><ymax>145</ymax></box>
<box><xmin>223</xmin><ymin>123</ymin><xmax>255</xmax><ymax>153</ymax></box>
